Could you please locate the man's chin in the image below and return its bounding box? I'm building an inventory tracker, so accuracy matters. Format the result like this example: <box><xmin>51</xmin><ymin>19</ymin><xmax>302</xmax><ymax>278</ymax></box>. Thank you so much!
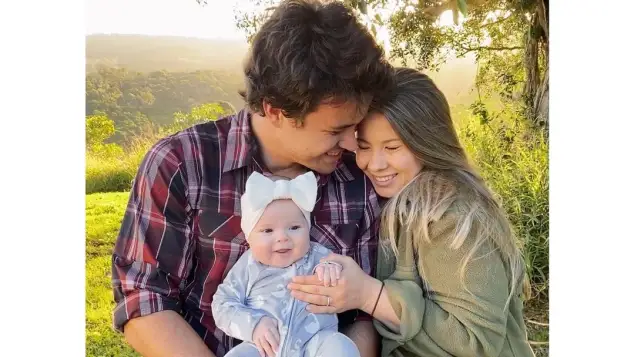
<box><xmin>297</xmin><ymin>155</ymin><xmax>342</xmax><ymax>175</ymax></box>
<box><xmin>305</xmin><ymin>162</ymin><xmax>338</xmax><ymax>175</ymax></box>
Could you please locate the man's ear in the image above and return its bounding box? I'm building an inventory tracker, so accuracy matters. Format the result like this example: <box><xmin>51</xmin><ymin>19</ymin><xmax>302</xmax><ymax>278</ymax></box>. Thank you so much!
<box><xmin>262</xmin><ymin>101</ymin><xmax>284</xmax><ymax>128</ymax></box>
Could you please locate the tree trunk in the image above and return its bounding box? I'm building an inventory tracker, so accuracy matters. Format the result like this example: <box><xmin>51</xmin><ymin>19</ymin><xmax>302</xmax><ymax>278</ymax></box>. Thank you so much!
<box><xmin>533</xmin><ymin>66</ymin><xmax>548</xmax><ymax>126</ymax></box>
<box><xmin>533</xmin><ymin>0</ymin><xmax>549</xmax><ymax>126</ymax></box>
<box><xmin>536</xmin><ymin>0</ymin><xmax>549</xmax><ymax>42</ymax></box>
<box><xmin>523</xmin><ymin>16</ymin><xmax>540</xmax><ymax>123</ymax></box>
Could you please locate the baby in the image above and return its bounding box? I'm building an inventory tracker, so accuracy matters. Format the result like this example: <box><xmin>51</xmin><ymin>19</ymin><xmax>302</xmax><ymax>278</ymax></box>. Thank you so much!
<box><xmin>211</xmin><ymin>171</ymin><xmax>360</xmax><ymax>357</ymax></box>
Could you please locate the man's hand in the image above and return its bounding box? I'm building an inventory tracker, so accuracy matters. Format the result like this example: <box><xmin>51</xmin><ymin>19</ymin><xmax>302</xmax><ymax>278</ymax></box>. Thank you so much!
<box><xmin>252</xmin><ymin>316</ymin><xmax>280</xmax><ymax>357</ymax></box>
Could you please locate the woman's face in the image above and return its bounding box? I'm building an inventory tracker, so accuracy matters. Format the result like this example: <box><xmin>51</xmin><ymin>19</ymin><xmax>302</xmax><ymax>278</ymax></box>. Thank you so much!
<box><xmin>355</xmin><ymin>112</ymin><xmax>423</xmax><ymax>198</ymax></box>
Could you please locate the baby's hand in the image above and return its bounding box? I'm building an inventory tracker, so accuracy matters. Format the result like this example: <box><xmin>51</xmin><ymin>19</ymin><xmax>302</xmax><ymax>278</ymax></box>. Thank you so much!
<box><xmin>313</xmin><ymin>261</ymin><xmax>343</xmax><ymax>287</ymax></box>
<box><xmin>252</xmin><ymin>316</ymin><xmax>279</xmax><ymax>357</ymax></box>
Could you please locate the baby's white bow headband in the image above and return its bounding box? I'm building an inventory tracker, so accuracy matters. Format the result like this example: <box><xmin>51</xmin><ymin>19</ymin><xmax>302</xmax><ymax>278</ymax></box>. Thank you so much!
<box><xmin>240</xmin><ymin>171</ymin><xmax>318</xmax><ymax>239</ymax></box>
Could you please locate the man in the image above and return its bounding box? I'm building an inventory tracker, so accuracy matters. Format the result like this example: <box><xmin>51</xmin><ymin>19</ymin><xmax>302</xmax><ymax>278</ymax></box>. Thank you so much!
<box><xmin>111</xmin><ymin>1</ymin><xmax>392</xmax><ymax>356</ymax></box>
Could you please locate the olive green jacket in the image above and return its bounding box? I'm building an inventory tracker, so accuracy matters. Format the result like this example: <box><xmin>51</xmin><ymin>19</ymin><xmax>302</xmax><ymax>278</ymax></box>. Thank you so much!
<box><xmin>374</xmin><ymin>211</ymin><xmax>535</xmax><ymax>357</ymax></box>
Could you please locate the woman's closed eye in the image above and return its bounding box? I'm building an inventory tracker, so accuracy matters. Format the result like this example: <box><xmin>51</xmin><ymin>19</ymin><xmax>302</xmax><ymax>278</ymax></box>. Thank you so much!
<box><xmin>385</xmin><ymin>145</ymin><xmax>401</xmax><ymax>151</ymax></box>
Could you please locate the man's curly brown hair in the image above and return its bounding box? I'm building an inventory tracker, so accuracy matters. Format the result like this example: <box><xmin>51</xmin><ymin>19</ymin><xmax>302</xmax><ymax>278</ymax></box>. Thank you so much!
<box><xmin>240</xmin><ymin>0</ymin><xmax>393</xmax><ymax>122</ymax></box>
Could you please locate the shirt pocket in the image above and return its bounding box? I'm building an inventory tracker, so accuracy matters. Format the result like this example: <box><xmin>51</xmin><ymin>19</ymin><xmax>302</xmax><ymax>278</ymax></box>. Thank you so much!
<box><xmin>198</xmin><ymin>210</ymin><xmax>246</xmax><ymax>245</ymax></box>
<box><xmin>196</xmin><ymin>211</ymin><xmax>248</xmax><ymax>277</ymax></box>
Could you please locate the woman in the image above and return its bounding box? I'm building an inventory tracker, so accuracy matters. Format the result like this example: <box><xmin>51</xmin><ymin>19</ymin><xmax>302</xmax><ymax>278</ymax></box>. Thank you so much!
<box><xmin>289</xmin><ymin>67</ymin><xmax>535</xmax><ymax>357</ymax></box>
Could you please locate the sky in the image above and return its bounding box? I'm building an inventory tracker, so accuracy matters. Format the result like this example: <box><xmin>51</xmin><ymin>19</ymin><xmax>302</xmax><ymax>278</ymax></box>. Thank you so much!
<box><xmin>85</xmin><ymin>0</ymin><xmax>249</xmax><ymax>42</ymax></box>
<box><xmin>85</xmin><ymin>0</ymin><xmax>460</xmax><ymax>56</ymax></box>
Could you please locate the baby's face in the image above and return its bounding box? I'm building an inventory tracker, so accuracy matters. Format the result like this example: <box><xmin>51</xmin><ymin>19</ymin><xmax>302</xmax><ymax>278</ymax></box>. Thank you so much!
<box><xmin>248</xmin><ymin>199</ymin><xmax>310</xmax><ymax>268</ymax></box>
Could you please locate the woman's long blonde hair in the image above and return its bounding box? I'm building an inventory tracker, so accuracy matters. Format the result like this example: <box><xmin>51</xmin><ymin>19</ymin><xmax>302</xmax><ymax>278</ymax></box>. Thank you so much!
<box><xmin>376</xmin><ymin>67</ymin><xmax>529</xmax><ymax>305</ymax></box>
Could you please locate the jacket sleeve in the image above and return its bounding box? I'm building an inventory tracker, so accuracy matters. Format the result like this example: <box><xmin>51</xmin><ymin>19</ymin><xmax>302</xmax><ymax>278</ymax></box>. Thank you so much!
<box><xmin>374</xmin><ymin>213</ymin><xmax>513</xmax><ymax>357</ymax></box>
<box><xmin>211</xmin><ymin>251</ymin><xmax>269</xmax><ymax>343</ymax></box>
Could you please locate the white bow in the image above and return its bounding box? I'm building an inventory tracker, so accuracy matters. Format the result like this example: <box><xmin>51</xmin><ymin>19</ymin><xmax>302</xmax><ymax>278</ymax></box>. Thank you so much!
<box><xmin>240</xmin><ymin>171</ymin><xmax>318</xmax><ymax>239</ymax></box>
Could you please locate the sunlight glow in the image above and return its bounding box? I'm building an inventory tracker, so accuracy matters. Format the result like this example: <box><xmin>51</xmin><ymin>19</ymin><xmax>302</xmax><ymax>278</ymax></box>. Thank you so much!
<box><xmin>85</xmin><ymin>0</ymin><xmax>474</xmax><ymax>56</ymax></box>
<box><xmin>86</xmin><ymin>0</ymin><xmax>247</xmax><ymax>42</ymax></box>
<box><xmin>437</xmin><ymin>9</ymin><xmax>465</xmax><ymax>28</ymax></box>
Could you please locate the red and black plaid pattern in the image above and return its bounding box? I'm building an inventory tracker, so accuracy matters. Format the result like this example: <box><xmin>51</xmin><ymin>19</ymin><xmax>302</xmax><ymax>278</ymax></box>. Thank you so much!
<box><xmin>111</xmin><ymin>109</ymin><xmax>381</xmax><ymax>356</ymax></box>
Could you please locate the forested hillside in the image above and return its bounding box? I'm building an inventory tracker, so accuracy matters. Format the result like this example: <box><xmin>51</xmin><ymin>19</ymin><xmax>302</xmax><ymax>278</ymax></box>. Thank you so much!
<box><xmin>86</xmin><ymin>34</ymin><xmax>480</xmax><ymax>144</ymax></box>
<box><xmin>86</xmin><ymin>66</ymin><xmax>244</xmax><ymax>143</ymax></box>
<box><xmin>86</xmin><ymin>34</ymin><xmax>248</xmax><ymax>73</ymax></box>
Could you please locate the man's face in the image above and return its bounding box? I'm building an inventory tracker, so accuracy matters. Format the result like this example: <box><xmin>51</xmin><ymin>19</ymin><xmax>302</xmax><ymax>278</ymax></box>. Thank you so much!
<box><xmin>274</xmin><ymin>100</ymin><xmax>368</xmax><ymax>174</ymax></box>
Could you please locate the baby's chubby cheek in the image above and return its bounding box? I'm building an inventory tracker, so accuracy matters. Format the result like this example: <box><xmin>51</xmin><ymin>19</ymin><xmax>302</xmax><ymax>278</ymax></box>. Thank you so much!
<box><xmin>248</xmin><ymin>242</ymin><xmax>273</xmax><ymax>265</ymax></box>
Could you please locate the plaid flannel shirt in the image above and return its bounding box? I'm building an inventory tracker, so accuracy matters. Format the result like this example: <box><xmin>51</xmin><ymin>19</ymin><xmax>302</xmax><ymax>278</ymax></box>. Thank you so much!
<box><xmin>111</xmin><ymin>109</ymin><xmax>381</xmax><ymax>356</ymax></box>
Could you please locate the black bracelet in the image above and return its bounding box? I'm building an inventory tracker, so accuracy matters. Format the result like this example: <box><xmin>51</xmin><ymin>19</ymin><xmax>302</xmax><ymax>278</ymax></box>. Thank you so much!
<box><xmin>371</xmin><ymin>281</ymin><xmax>385</xmax><ymax>317</ymax></box>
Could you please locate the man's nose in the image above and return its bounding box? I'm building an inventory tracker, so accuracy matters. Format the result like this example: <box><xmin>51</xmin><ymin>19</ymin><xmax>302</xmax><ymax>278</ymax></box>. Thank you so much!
<box><xmin>339</xmin><ymin>128</ymin><xmax>358</xmax><ymax>152</ymax></box>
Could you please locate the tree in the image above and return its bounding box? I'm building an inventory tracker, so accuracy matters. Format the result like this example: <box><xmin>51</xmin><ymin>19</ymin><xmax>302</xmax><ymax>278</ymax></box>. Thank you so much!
<box><xmin>85</xmin><ymin>62</ymin><xmax>246</xmax><ymax>144</ymax></box>
<box><xmin>162</xmin><ymin>102</ymin><xmax>227</xmax><ymax>134</ymax></box>
<box><xmin>86</xmin><ymin>113</ymin><xmax>124</xmax><ymax>158</ymax></box>
<box><xmin>230</xmin><ymin>0</ymin><xmax>549</xmax><ymax>126</ymax></box>
<box><xmin>86</xmin><ymin>114</ymin><xmax>116</xmax><ymax>149</ymax></box>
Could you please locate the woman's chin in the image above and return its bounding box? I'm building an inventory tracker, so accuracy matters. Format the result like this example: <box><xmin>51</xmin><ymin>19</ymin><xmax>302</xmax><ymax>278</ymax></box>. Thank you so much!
<box><xmin>373</xmin><ymin>185</ymin><xmax>398</xmax><ymax>199</ymax></box>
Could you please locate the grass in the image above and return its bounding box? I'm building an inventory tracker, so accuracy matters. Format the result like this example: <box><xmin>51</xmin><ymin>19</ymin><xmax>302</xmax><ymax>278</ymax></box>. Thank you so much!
<box><xmin>86</xmin><ymin>156</ymin><xmax>136</xmax><ymax>194</ymax></box>
<box><xmin>454</xmin><ymin>106</ymin><xmax>549</xmax><ymax>301</ymax></box>
<box><xmin>86</xmin><ymin>192</ymin><xmax>139</xmax><ymax>357</ymax></box>
<box><xmin>525</xmin><ymin>300</ymin><xmax>549</xmax><ymax>357</ymax></box>
<box><xmin>86</xmin><ymin>135</ymin><xmax>156</xmax><ymax>195</ymax></box>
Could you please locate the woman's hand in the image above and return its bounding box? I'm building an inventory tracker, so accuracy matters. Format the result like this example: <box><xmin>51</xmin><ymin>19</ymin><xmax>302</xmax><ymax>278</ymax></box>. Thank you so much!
<box><xmin>288</xmin><ymin>253</ymin><xmax>377</xmax><ymax>314</ymax></box>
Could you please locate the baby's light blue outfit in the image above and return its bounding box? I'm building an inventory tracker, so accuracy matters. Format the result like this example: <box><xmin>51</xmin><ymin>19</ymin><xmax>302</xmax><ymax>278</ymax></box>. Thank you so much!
<box><xmin>212</xmin><ymin>242</ymin><xmax>359</xmax><ymax>357</ymax></box>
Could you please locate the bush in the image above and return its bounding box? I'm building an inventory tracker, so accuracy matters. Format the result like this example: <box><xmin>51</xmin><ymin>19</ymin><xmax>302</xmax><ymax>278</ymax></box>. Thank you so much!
<box><xmin>85</xmin><ymin>103</ymin><xmax>229</xmax><ymax>194</ymax></box>
<box><xmin>455</xmin><ymin>105</ymin><xmax>549</xmax><ymax>301</ymax></box>
<box><xmin>85</xmin><ymin>136</ymin><xmax>155</xmax><ymax>194</ymax></box>
<box><xmin>86</xmin><ymin>158</ymin><xmax>134</xmax><ymax>194</ymax></box>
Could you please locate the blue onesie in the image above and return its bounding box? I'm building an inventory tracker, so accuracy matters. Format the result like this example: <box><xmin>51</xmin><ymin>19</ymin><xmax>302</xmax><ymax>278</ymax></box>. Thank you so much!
<box><xmin>211</xmin><ymin>242</ymin><xmax>360</xmax><ymax>357</ymax></box>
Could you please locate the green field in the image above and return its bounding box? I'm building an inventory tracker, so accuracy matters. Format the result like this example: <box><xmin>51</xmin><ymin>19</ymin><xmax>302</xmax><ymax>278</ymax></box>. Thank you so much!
<box><xmin>86</xmin><ymin>192</ymin><xmax>139</xmax><ymax>357</ymax></box>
